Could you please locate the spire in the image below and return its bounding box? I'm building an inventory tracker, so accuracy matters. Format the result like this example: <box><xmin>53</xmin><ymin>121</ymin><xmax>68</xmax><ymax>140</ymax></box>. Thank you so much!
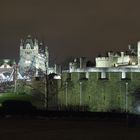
<box><xmin>20</xmin><ymin>39</ymin><xmax>24</xmax><ymax>46</ymax></box>
<box><xmin>24</xmin><ymin>35</ymin><xmax>34</xmax><ymax>49</ymax></box>
<box><xmin>27</xmin><ymin>34</ymin><xmax>31</xmax><ymax>38</ymax></box>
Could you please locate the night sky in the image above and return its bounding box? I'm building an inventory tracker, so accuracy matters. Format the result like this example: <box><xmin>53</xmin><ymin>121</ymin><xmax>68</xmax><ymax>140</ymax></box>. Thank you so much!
<box><xmin>1</xmin><ymin>0</ymin><xmax>140</xmax><ymax>64</ymax></box>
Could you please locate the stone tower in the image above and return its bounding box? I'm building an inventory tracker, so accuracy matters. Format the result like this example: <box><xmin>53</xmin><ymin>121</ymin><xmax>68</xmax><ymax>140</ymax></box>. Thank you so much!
<box><xmin>138</xmin><ymin>41</ymin><xmax>140</xmax><ymax>67</ymax></box>
<box><xmin>19</xmin><ymin>35</ymin><xmax>49</xmax><ymax>77</ymax></box>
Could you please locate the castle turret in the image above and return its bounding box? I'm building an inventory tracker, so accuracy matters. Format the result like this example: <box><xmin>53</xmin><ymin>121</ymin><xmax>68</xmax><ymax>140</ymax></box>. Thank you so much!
<box><xmin>34</xmin><ymin>38</ymin><xmax>39</xmax><ymax>51</ymax></box>
<box><xmin>138</xmin><ymin>41</ymin><xmax>140</xmax><ymax>67</ymax></box>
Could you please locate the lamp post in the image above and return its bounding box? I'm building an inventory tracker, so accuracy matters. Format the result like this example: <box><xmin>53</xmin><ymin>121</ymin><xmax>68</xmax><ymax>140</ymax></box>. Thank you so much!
<box><xmin>125</xmin><ymin>82</ymin><xmax>128</xmax><ymax>113</ymax></box>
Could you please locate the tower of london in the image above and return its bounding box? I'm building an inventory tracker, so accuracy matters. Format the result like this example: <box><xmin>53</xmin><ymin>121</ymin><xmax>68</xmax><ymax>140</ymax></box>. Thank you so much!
<box><xmin>1</xmin><ymin>35</ymin><xmax>140</xmax><ymax>114</ymax></box>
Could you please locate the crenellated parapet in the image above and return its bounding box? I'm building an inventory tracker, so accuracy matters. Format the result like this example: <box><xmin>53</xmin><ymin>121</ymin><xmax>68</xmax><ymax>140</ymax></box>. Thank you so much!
<box><xmin>58</xmin><ymin>70</ymin><xmax>140</xmax><ymax>113</ymax></box>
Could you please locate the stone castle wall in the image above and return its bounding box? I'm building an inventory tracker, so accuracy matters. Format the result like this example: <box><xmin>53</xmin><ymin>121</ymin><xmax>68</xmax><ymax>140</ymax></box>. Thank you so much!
<box><xmin>54</xmin><ymin>72</ymin><xmax>140</xmax><ymax>113</ymax></box>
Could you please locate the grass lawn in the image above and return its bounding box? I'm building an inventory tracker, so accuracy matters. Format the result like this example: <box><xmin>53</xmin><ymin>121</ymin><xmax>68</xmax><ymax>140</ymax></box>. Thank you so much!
<box><xmin>0</xmin><ymin>92</ymin><xmax>44</xmax><ymax>109</ymax></box>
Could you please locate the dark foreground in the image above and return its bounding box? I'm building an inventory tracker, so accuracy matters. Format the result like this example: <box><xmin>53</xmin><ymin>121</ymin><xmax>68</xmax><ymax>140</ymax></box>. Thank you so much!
<box><xmin>0</xmin><ymin>100</ymin><xmax>140</xmax><ymax>139</ymax></box>
<box><xmin>0</xmin><ymin>112</ymin><xmax>140</xmax><ymax>140</ymax></box>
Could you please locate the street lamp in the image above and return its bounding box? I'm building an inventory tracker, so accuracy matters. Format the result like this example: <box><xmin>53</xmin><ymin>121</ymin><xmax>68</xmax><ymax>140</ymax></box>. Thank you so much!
<box><xmin>125</xmin><ymin>82</ymin><xmax>128</xmax><ymax>112</ymax></box>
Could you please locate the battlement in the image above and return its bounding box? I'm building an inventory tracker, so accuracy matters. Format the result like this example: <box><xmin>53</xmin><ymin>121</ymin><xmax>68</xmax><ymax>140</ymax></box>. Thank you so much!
<box><xmin>58</xmin><ymin>71</ymin><xmax>139</xmax><ymax>112</ymax></box>
<box><xmin>96</xmin><ymin>57</ymin><xmax>111</xmax><ymax>61</ymax></box>
<box><xmin>62</xmin><ymin>71</ymin><xmax>135</xmax><ymax>81</ymax></box>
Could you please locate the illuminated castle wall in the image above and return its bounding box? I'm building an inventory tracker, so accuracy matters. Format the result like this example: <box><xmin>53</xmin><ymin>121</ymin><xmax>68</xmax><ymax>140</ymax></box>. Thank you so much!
<box><xmin>46</xmin><ymin>41</ymin><xmax>140</xmax><ymax>114</ymax></box>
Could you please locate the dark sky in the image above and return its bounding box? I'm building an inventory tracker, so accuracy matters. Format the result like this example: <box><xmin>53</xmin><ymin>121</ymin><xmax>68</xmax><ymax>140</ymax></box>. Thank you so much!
<box><xmin>1</xmin><ymin>0</ymin><xmax>140</xmax><ymax>64</ymax></box>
